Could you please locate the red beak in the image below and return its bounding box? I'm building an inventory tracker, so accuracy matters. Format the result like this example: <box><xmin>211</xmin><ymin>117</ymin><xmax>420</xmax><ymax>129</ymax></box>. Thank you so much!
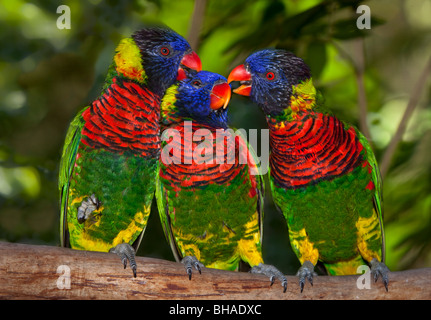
<box><xmin>177</xmin><ymin>51</ymin><xmax>202</xmax><ymax>80</ymax></box>
<box><xmin>210</xmin><ymin>82</ymin><xmax>231</xmax><ymax>110</ymax></box>
<box><xmin>227</xmin><ymin>64</ymin><xmax>252</xmax><ymax>96</ymax></box>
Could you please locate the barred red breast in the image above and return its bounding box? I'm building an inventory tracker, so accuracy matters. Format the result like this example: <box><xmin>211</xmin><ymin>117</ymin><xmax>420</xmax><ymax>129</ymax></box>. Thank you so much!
<box><xmin>159</xmin><ymin>121</ymin><xmax>258</xmax><ymax>194</ymax></box>
<box><xmin>81</xmin><ymin>78</ymin><xmax>161</xmax><ymax>158</ymax></box>
<box><xmin>269</xmin><ymin>112</ymin><xmax>364</xmax><ymax>189</ymax></box>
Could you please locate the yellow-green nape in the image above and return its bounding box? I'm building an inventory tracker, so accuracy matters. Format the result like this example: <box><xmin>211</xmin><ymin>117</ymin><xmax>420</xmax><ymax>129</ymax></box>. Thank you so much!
<box><xmin>161</xmin><ymin>83</ymin><xmax>179</xmax><ymax>111</ymax></box>
<box><xmin>114</xmin><ymin>38</ymin><xmax>147</xmax><ymax>83</ymax></box>
<box><xmin>160</xmin><ymin>83</ymin><xmax>179</xmax><ymax>125</ymax></box>
<box><xmin>289</xmin><ymin>77</ymin><xmax>317</xmax><ymax>117</ymax></box>
<box><xmin>293</xmin><ymin>78</ymin><xmax>316</xmax><ymax>97</ymax></box>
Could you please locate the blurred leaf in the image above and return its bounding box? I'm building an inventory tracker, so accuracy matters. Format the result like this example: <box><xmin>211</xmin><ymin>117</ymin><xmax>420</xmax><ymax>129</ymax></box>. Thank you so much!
<box><xmin>0</xmin><ymin>26</ymin><xmax>53</xmax><ymax>62</ymax></box>
<box><xmin>305</xmin><ymin>41</ymin><xmax>328</xmax><ymax>79</ymax></box>
<box><xmin>261</xmin><ymin>0</ymin><xmax>286</xmax><ymax>23</ymax></box>
<box><xmin>331</xmin><ymin>17</ymin><xmax>385</xmax><ymax>40</ymax></box>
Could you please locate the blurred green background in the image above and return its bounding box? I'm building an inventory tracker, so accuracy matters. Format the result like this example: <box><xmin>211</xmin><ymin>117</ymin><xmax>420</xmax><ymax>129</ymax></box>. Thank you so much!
<box><xmin>1</xmin><ymin>0</ymin><xmax>430</xmax><ymax>274</ymax></box>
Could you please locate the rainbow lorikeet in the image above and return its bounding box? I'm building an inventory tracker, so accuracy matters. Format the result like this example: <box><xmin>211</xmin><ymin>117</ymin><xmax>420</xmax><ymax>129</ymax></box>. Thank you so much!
<box><xmin>59</xmin><ymin>26</ymin><xmax>202</xmax><ymax>276</ymax></box>
<box><xmin>156</xmin><ymin>71</ymin><xmax>287</xmax><ymax>291</ymax></box>
<box><xmin>228</xmin><ymin>49</ymin><xmax>389</xmax><ymax>292</ymax></box>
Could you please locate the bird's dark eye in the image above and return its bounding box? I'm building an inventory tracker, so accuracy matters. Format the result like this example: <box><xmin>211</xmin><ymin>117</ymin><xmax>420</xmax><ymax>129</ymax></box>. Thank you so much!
<box><xmin>192</xmin><ymin>80</ymin><xmax>202</xmax><ymax>87</ymax></box>
<box><xmin>266</xmin><ymin>71</ymin><xmax>276</xmax><ymax>81</ymax></box>
<box><xmin>160</xmin><ymin>46</ymin><xmax>170</xmax><ymax>56</ymax></box>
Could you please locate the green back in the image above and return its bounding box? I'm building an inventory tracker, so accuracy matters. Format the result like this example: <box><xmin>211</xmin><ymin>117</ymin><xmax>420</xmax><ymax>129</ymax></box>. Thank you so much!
<box><xmin>59</xmin><ymin>107</ymin><xmax>86</xmax><ymax>247</ymax></box>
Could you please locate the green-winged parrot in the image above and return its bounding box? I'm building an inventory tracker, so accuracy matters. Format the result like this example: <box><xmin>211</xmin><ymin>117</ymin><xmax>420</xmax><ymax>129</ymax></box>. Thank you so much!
<box><xmin>59</xmin><ymin>26</ymin><xmax>202</xmax><ymax>276</ymax></box>
<box><xmin>157</xmin><ymin>70</ymin><xmax>287</xmax><ymax>291</ymax></box>
<box><xmin>228</xmin><ymin>49</ymin><xmax>389</xmax><ymax>292</ymax></box>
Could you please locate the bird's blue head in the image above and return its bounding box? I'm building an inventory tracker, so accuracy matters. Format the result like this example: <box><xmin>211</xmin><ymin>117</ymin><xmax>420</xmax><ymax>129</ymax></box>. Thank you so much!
<box><xmin>163</xmin><ymin>71</ymin><xmax>231</xmax><ymax>129</ymax></box>
<box><xmin>228</xmin><ymin>49</ymin><xmax>312</xmax><ymax>117</ymax></box>
<box><xmin>130</xmin><ymin>26</ymin><xmax>202</xmax><ymax>96</ymax></box>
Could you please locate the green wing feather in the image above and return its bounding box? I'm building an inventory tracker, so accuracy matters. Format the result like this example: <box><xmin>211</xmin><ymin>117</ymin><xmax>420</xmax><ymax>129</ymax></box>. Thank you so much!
<box><xmin>59</xmin><ymin>107</ymin><xmax>87</xmax><ymax>247</ymax></box>
<box><xmin>155</xmin><ymin>174</ymin><xmax>182</xmax><ymax>262</ymax></box>
<box><xmin>235</xmin><ymin>127</ymin><xmax>265</xmax><ymax>243</ymax></box>
<box><xmin>157</xmin><ymin>86</ymin><xmax>182</xmax><ymax>261</ymax></box>
<box><xmin>357</xmin><ymin>130</ymin><xmax>385</xmax><ymax>262</ymax></box>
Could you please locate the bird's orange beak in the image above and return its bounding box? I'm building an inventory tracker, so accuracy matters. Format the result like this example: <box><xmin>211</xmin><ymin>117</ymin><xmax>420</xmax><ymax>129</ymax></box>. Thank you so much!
<box><xmin>210</xmin><ymin>82</ymin><xmax>231</xmax><ymax>110</ymax></box>
<box><xmin>177</xmin><ymin>51</ymin><xmax>202</xmax><ymax>80</ymax></box>
<box><xmin>227</xmin><ymin>64</ymin><xmax>252</xmax><ymax>96</ymax></box>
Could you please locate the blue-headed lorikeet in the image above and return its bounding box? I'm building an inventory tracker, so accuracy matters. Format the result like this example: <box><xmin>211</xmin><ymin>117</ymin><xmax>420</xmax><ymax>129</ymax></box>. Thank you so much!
<box><xmin>228</xmin><ymin>49</ymin><xmax>389</xmax><ymax>292</ymax></box>
<box><xmin>156</xmin><ymin>70</ymin><xmax>287</xmax><ymax>291</ymax></box>
<box><xmin>59</xmin><ymin>26</ymin><xmax>201</xmax><ymax>276</ymax></box>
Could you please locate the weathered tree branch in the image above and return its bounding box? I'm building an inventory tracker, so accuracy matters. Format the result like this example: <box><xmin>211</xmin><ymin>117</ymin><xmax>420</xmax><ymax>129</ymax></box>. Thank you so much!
<box><xmin>0</xmin><ymin>241</ymin><xmax>430</xmax><ymax>300</ymax></box>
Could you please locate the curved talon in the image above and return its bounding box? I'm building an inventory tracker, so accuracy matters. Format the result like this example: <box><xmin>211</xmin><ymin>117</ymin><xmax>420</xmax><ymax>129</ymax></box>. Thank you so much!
<box><xmin>109</xmin><ymin>243</ymin><xmax>137</xmax><ymax>278</ymax></box>
<box><xmin>196</xmin><ymin>263</ymin><xmax>202</xmax><ymax>274</ymax></box>
<box><xmin>269</xmin><ymin>275</ymin><xmax>275</xmax><ymax>286</ymax></box>
<box><xmin>186</xmin><ymin>267</ymin><xmax>193</xmax><ymax>280</ymax></box>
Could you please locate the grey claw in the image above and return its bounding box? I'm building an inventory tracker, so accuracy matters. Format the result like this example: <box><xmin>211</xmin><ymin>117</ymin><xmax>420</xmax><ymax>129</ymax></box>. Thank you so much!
<box><xmin>269</xmin><ymin>275</ymin><xmax>275</xmax><ymax>286</ymax></box>
<box><xmin>370</xmin><ymin>258</ymin><xmax>390</xmax><ymax>291</ymax></box>
<box><xmin>251</xmin><ymin>263</ymin><xmax>287</xmax><ymax>293</ymax></box>
<box><xmin>296</xmin><ymin>260</ymin><xmax>316</xmax><ymax>293</ymax></box>
<box><xmin>186</xmin><ymin>267</ymin><xmax>192</xmax><ymax>280</ymax></box>
<box><xmin>77</xmin><ymin>194</ymin><xmax>100</xmax><ymax>223</ymax></box>
<box><xmin>181</xmin><ymin>256</ymin><xmax>204</xmax><ymax>280</ymax></box>
<box><xmin>109</xmin><ymin>243</ymin><xmax>137</xmax><ymax>278</ymax></box>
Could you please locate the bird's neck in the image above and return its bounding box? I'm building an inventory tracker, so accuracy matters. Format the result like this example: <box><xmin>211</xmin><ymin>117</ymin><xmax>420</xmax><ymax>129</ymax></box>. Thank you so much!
<box><xmin>81</xmin><ymin>77</ymin><xmax>161</xmax><ymax>158</ymax></box>
<box><xmin>266</xmin><ymin>78</ymin><xmax>318</xmax><ymax>123</ymax></box>
<box><xmin>100</xmin><ymin>38</ymin><xmax>148</xmax><ymax>95</ymax></box>
<box><xmin>160</xmin><ymin>83</ymin><xmax>183</xmax><ymax>128</ymax></box>
<box><xmin>113</xmin><ymin>38</ymin><xmax>147</xmax><ymax>84</ymax></box>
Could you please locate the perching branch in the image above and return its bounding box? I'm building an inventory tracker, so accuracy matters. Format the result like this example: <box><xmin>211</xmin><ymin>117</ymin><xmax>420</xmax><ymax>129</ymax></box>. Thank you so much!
<box><xmin>1</xmin><ymin>241</ymin><xmax>430</xmax><ymax>300</ymax></box>
<box><xmin>380</xmin><ymin>55</ymin><xmax>431</xmax><ymax>179</ymax></box>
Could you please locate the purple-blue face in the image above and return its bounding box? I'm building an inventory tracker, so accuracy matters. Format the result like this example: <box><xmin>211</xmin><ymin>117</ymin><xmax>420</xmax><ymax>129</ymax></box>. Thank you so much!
<box><xmin>132</xmin><ymin>27</ymin><xmax>202</xmax><ymax>96</ymax></box>
<box><xmin>175</xmin><ymin>71</ymin><xmax>231</xmax><ymax>128</ymax></box>
<box><xmin>228</xmin><ymin>49</ymin><xmax>311</xmax><ymax>116</ymax></box>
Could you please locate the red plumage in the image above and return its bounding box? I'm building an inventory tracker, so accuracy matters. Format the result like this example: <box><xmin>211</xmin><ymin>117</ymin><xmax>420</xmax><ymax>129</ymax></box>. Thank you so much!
<box><xmin>81</xmin><ymin>78</ymin><xmax>160</xmax><ymax>157</ymax></box>
<box><xmin>269</xmin><ymin>112</ymin><xmax>364</xmax><ymax>189</ymax></box>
